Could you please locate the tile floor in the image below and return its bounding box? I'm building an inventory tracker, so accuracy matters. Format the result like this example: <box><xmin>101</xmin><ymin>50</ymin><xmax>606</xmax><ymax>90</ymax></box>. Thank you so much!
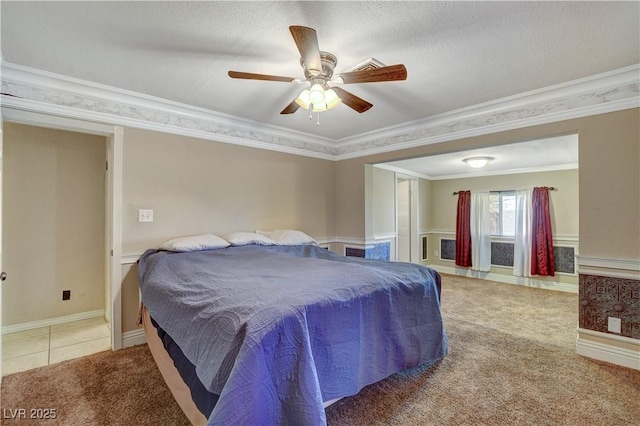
<box><xmin>2</xmin><ymin>316</ymin><xmax>111</xmax><ymax>376</ymax></box>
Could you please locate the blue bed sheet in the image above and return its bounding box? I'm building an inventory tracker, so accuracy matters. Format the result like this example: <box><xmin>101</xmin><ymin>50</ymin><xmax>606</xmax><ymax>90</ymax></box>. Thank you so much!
<box><xmin>138</xmin><ymin>244</ymin><xmax>448</xmax><ymax>425</ymax></box>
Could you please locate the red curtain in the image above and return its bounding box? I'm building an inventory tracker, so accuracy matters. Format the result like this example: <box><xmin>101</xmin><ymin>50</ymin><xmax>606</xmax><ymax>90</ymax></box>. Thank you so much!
<box><xmin>455</xmin><ymin>191</ymin><xmax>472</xmax><ymax>267</ymax></box>
<box><xmin>531</xmin><ymin>187</ymin><xmax>555</xmax><ymax>276</ymax></box>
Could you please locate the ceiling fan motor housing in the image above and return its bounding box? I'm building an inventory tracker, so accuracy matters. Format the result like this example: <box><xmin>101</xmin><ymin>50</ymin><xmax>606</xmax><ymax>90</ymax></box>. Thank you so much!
<box><xmin>302</xmin><ymin>51</ymin><xmax>337</xmax><ymax>80</ymax></box>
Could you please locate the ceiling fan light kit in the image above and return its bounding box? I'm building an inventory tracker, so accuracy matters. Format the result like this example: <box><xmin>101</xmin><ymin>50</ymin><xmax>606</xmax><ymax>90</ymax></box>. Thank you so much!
<box><xmin>295</xmin><ymin>85</ymin><xmax>341</xmax><ymax>112</ymax></box>
<box><xmin>228</xmin><ymin>25</ymin><xmax>407</xmax><ymax>125</ymax></box>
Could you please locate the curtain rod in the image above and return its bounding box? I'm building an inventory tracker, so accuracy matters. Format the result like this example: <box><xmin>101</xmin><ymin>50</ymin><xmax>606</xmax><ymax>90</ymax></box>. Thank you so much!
<box><xmin>452</xmin><ymin>187</ymin><xmax>557</xmax><ymax>195</ymax></box>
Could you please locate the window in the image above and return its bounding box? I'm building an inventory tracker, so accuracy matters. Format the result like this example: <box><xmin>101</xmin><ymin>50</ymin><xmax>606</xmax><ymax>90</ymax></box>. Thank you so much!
<box><xmin>489</xmin><ymin>191</ymin><xmax>516</xmax><ymax>236</ymax></box>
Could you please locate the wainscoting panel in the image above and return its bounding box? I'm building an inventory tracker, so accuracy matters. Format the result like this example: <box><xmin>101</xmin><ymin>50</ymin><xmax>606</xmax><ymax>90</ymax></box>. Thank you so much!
<box><xmin>345</xmin><ymin>247</ymin><xmax>365</xmax><ymax>258</ymax></box>
<box><xmin>421</xmin><ymin>235</ymin><xmax>428</xmax><ymax>261</ymax></box>
<box><xmin>579</xmin><ymin>274</ymin><xmax>640</xmax><ymax>340</ymax></box>
<box><xmin>440</xmin><ymin>239</ymin><xmax>456</xmax><ymax>261</ymax></box>
<box><xmin>439</xmin><ymin>238</ymin><xmax>576</xmax><ymax>274</ymax></box>
<box><xmin>554</xmin><ymin>246</ymin><xmax>576</xmax><ymax>274</ymax></box>
<box><xmin>491</xmin><ymin>242</ymin><xmax>514</xmax><ymax>267</ymax></box>
<box><xmin>345</xmin><ymin>242</ymin><xmax>391</xmax><ymax>261</ymax></box>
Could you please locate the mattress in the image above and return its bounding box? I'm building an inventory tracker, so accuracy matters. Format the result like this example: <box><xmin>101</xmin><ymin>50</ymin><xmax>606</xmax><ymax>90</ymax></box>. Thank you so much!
<box><xmin>142</xmin><ymin>305</ymin><xmax>208</xmax><ymax>425</ymax></box>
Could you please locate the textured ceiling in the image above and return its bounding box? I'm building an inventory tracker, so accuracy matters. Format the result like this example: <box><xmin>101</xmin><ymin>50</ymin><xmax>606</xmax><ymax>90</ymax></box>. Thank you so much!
<box><xmin>1</xmin><ymin>1</ymin><xmax>638</xmax><ymax>142</ymax></box>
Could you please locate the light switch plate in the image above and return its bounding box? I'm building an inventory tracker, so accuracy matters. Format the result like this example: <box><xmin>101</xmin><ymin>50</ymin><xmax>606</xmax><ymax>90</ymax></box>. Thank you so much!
<box><xmin>607</xmin><ymin>317</ymin><xmax>621</xmax><ymax>334</ymax></box>
<box><xmin>138</xmin><ymin>209</ymin><xmax>154</xmax><ymax>223</ymax></box>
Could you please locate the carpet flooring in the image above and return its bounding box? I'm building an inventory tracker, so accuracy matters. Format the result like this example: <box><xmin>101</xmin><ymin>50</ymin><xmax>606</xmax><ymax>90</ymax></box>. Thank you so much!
<box><xmin>2</xmin><ymin>275</ymin><xmax>639</xmax><ymax>425</ymax></box>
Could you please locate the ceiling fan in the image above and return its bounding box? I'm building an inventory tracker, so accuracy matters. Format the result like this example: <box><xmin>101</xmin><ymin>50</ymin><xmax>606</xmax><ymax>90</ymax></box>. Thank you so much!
<box><xmin>228</xmin><ymin>26</ymin><xmax>407</xmax><ymax>119</ymax></box>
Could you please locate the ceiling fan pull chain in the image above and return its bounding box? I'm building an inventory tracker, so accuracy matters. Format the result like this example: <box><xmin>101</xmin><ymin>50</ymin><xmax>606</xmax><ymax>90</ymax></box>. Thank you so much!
<box><xmin>309</xmin><ymin>104</ymin><xmax>313</xmax><ymax>120</ymax></box>
<box><xmin>316</xmin><ymin>111</ymin><xmax>320</xmax><ymax>126</ymax></box>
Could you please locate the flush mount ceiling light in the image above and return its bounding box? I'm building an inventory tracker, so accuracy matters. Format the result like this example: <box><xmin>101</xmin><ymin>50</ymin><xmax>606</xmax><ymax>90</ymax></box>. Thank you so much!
<box><xmin>463</xmin><ymin>156</ymin><xmax>494</xmax><ymax>168</ymax></box>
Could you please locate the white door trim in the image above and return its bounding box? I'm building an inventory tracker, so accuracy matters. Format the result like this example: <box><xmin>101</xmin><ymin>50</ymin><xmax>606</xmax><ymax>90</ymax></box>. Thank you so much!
<box><xmin>395</xmin><ymin>175</ymin><xmax>419</xmax><ymax>263</ymax></box>
<box><xmin>109</xmin><ymin>127</ymin><xmax>123</xmax><ymax>350</ymax></box>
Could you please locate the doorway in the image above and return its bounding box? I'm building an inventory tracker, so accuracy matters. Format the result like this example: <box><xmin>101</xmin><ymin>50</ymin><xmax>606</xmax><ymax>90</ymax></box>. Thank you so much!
<box><xmin>1</xmin><ymin>123</ymin><xmax>109</xmax><ymax>375</ymax></box>
<box><xmin>0</xmin><ymin>111</ymin><xmax>123</xmax><ymax>376</ymax></box>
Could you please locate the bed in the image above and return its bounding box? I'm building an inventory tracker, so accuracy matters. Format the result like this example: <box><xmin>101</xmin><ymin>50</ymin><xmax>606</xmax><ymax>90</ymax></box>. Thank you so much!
<box><xmin>138</xmin><ymin>241</ymin><xmax>448</xmax><ymax>425</ymax></box>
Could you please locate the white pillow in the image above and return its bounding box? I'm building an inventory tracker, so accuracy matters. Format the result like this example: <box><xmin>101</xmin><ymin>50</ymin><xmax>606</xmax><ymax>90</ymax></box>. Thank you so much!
<box><xmin>256</xmin><ymin>229</ymin><xmax>317</xmax><ymax>246</ymax></box>
<box><xmin>158</xmin><ymin>234</ymin><xmax>230</xmax><ymax>252</ymax></box>
<box><xmin>223</xmin><ymin>232</ymin><xmax>276</xmax><ymax>247</ymax></box>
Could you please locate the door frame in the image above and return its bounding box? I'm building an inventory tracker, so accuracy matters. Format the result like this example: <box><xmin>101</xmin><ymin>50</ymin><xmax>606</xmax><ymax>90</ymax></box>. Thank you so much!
<box><xmin>1</xmin><ymin>108</ymin><xmax>123</xmax><ymax>351</ymax></box>
<box><xmin>395</xmin><ymin>175</ymin><xmax>419</xmax><ymax>263</ymax></box>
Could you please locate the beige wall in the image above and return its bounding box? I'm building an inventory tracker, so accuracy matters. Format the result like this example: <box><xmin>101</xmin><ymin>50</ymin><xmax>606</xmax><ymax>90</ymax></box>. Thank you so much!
<box><xmin>121</xmin><ymin>263</ymin><xmax>139</xmax><ymax>333</ymax></box>
<box><xmin>418</xmin><ymin>178</ymin><xmax>432</xmax><ymax>232</ymax></box>
<box><xmin>120</xmin><ymin>127</ymin><xmax>336</xmax><ymax>331</ymax></box>
<box><xmin>336</xmin><ymin>157</ymin><xmax>366</xmax><ymax>239</ymax></box>
<box><xmin>429</xmin><ymin>169</ymin><xmax>579</xmax><ymax>236</ymax></box>
<box><xmin>121</xmin><ymin>128</ymin><xmax>336</xmax><ymax>253</ymax></box>
<box><xmin>371</xmin><ymin>166</ymin><xmax>396</xmax><ymax>237</ymax></box>
<box><xmin>337</xmin><ymin>109</ymin><xmax>640</xmax><ymax>262</ymax></box>
<box><xmin>576</xmin><ymin>109</ymin><xmax>639</xmax><ymax>259</ymax></box>
<box><xmin>2</xmin><ymin>123</ymin><xmax>106</xmax><ymax>325</ymax></box>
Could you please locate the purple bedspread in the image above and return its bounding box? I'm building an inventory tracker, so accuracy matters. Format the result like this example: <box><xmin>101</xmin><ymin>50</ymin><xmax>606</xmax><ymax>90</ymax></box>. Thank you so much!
<box><xmin>138</xmin><ymin>244</ymin><xmax>448</xmax><ymax>425</ymax></box>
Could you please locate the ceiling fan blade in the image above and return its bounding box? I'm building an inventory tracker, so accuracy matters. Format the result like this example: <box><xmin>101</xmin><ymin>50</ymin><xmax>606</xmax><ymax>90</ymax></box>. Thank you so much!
<box><xmin>337</xmin><ymin>64</ymin><xmax>407</xmax><ymax>84</ymax></box>
<box><xmin>289</xmin><ymin>26</ymin><xmax>322</xmax><ymax>75</ymax></box>
<box><xmin>280</xmin><ymin>99</ymin><xmax>301</xmax><ymax>114</ymax></box>
<box><xmin>228</xmin><ymin>71</ymin><xmax>296</xmax><ymax>82</ymax></box>
<box><xmin>333</xmin><ymin>87</ymin><xmax>373</xmax><ymax>113</ymax></box>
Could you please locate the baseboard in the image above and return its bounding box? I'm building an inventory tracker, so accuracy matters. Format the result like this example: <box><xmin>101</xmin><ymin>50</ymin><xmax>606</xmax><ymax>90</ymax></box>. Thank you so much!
<box><xmin>430</xmin><ymin>264</ymin><xmax>578</xmax><ymax>293</ymax></box>
<box><xmin>576</xmin><ymin>329</ymin><xmax>640</xmax><ymax>370</ymax></box>
<box><xmin>122</xmin><ymin>328</ymin><xmax>146</xmax><ymax>348</ymax></box>
<box><xmin>2</xmin><ymin>310</ymin><xmax>105</xmax><ymax>335</ymax></box>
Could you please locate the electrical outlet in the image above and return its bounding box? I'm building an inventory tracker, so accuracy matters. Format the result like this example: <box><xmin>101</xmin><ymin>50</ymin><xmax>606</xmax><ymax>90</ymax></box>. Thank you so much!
<box><xmin>138</xmin><ymin>209</ymin><xmax>154</xmax><ymax>223</ymax></box>
<box><xmin>62</xmin><ymin>290</ymin><xmax>71</xmax><ymax>301</ymax></box>
<box><xmin>607</xmin><ymin>317</ymin><xmax>621</xmax><ymax>334</ymax></box>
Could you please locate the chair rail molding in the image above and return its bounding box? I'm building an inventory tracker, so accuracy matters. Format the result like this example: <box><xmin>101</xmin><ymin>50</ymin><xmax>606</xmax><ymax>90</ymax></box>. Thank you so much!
<box><xmin>577</xmin><ymin>255</ymin><xmax>640</xmax><ymax>280</ymax></box>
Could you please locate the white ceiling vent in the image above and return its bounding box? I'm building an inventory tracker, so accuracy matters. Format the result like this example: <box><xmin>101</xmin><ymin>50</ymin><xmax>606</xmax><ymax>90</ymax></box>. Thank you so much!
<box><xmin>348</xmin><ymin>57</ymin><xmax>387</xmax><ymax>72</ymax></box>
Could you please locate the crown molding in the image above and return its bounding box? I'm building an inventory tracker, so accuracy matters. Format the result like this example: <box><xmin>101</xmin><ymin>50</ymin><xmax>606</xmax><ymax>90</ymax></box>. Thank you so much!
<box><xmin>0</xmin><ymin>62</ymin><xmax>338</xmax><ymax>160</ymax></box>
<box><xmin>1</xmin><ymin>62</ymin><xmax>638</xmax><ymax>160</ymax></box>
<box><xmin>334</xmin><ymin>64</ymin><xmax>639</xmax><ymax>159</ymax></box>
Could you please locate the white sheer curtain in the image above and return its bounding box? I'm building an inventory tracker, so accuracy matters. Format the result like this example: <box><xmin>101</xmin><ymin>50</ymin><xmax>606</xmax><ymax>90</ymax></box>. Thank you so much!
<box><xmin>470</xmin><ymin>191</ymin><xmax>491</xmax><ymax>272</ymax></box>
<box><xmin>513</xmin><ymin>189</ymin><xmax>533</xmax><ymax>277</ymax></box>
